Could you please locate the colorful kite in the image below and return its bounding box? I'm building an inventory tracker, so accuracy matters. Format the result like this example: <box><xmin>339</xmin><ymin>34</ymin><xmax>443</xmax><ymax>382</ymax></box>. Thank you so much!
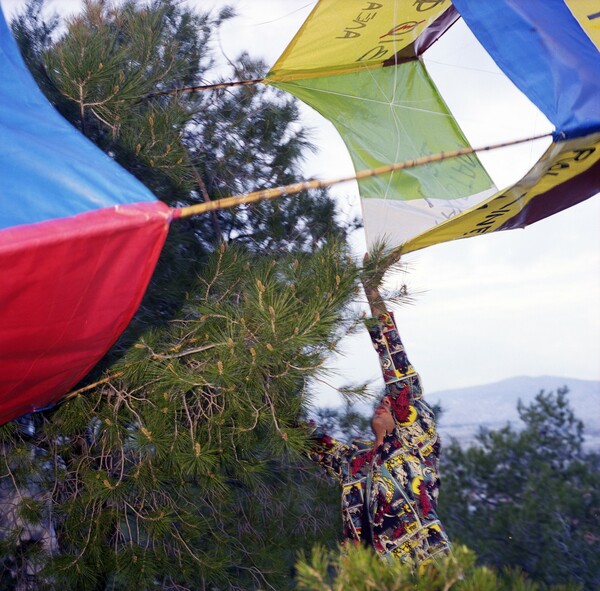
<box><xmin>265</xmin><ymin>0</ymin><xmax>600</xmax><ymax>253</ymax></box>
<box><xmin>1</xmin><ymin>1</ymin><xmax>599</xmax><ymax>423</ymax></box>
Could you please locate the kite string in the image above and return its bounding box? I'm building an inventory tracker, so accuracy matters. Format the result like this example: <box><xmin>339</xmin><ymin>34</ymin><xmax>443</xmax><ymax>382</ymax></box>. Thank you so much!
<box><xmin>174</xmin><ymin>131</ymin><xmax>553</xmax><ymax>219</ymax></box>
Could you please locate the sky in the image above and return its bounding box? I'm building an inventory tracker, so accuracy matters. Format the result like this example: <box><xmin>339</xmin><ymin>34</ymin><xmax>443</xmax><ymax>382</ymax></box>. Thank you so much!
<box><xmin>1</xmin><ymin>0</ymin><xmax>599</xmax><ymax>405</ymax></box>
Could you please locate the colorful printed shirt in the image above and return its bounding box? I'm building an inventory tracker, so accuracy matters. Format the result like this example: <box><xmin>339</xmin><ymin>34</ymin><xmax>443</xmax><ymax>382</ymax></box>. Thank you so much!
<box><xmin>309</xmin><ymin>312</ymin><xmax>451</xmax><ymax>565</ymax></box>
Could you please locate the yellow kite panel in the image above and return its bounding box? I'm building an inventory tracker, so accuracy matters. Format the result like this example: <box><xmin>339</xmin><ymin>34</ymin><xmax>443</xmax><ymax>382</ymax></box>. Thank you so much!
<box><xmin>268</xmin><ymin>0</ymin><xmax>452</xmax><ymax>82</ymax></box>
<box><xmin>399</xmin><ymin>133</ymin><xmax>600</xmax><ymax>254</ymax></box>
<box><xmin>564</xmin><ymin>0</ymin><xmax>600</xmax><ymax>50</ymax></box>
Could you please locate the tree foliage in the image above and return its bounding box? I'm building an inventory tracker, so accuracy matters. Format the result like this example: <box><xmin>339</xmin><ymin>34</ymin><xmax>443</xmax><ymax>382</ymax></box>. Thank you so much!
<box><xmin>295</xmin><ymin>543</ymin><xmax>581</xmax><ymax>591</ymax></box>
<box><xmin>438</xmin><ymin>388</ymin><xmax>600</xmax><ymax>588</ymax></box>
<box><xmin>1</xmin><ymin>1</ymin><xmax>363</xmax><ymax>589</ymax></box>
<box><xmin>1</xmin><ymin>242</ymin><xmax>360</xmax><ymax>590</ymax></box>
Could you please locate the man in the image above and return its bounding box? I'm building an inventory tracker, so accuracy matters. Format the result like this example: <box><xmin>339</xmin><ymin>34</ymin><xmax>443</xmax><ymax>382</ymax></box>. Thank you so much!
<box><xmin>308</xmin><ymin>272</ymin><xmax>451</xmax><ymax>565</ymax></box>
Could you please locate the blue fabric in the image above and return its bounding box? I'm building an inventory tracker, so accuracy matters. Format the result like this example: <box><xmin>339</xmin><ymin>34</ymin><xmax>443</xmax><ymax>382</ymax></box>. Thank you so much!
<box><xmin>453</xmin><ymin>0</ymin><xmax>600</xmax><ymax>140</ymax></box>
<box><xmin>0</xmin><ymin>7</ymin><xmax>156</xmax><ymax>231</ymax></box>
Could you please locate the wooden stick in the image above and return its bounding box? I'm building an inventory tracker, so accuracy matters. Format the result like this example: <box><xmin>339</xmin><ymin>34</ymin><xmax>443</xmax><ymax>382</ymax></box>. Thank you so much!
<box><xmin>142</xmin><ymin>78</ymin><xmax>264</xmax><ymax>100</ymax></box>
<box><xmin>175</xmin><ymin>132</ymin><xmax>553</xmax><ymax>219</ymax></box>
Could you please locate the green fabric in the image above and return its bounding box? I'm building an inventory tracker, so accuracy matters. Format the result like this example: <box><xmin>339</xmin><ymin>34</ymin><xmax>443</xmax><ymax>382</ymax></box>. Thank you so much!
<box><xmin>274</xmin><ymin>62</ymin><xmax>494</xmax><ymax>202</ymax></box>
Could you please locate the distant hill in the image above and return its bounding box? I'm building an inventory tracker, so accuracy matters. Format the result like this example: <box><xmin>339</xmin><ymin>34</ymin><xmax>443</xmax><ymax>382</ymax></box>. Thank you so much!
<box><xmin>432</xmin><ymin>376</ymin><xmax>600</xmax><ymax>450</ymax></box>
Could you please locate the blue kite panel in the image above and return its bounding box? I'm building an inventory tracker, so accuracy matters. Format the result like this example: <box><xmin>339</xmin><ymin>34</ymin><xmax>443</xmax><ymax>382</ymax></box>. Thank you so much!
<box><xmin>0</xmin><ymin>7</ymin><xmax>156</xmax><ymax>231</ymax></box>
<box><xmin>453</xmin><ymin>0</ymin><xmax>600</xmax><ymax>140</ymax></box>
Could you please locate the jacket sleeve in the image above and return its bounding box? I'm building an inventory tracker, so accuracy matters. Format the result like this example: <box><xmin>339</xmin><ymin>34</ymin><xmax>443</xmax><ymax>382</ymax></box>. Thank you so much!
<box><xmin>366</xmin><ymin>312</ymin><xmax>424</xmax><ymax>423</ymax></box>
<box><xmin>305</xmin><ymin>428</ymin><xmax>353</xmax><ymax>484</ymax></box>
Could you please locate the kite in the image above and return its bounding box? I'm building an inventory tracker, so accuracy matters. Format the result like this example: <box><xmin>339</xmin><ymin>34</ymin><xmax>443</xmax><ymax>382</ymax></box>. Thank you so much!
<box><xmin>1</xmin><ymin>1</ymin><xmax>599</xmax><ymax>424</ymax></box>
<box><xmin>265</xmin><ymin>0</ymin><xmax>600</xmax><ymax>253</ymax></box>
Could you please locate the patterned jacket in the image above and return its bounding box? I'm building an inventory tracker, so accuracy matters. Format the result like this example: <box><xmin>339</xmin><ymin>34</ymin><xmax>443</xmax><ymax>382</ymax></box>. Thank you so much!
<box><xmin>309</xmin><ymin>312</ymin><xmax>451</xmax><ymax>564</ymax></box>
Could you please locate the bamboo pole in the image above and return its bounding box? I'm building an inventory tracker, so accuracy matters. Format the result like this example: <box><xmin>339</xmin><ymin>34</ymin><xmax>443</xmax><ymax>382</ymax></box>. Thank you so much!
<box><xmin>175</xmin><ymin>132</ymin><xmax>553</xmax><ymax>220</ymax></box>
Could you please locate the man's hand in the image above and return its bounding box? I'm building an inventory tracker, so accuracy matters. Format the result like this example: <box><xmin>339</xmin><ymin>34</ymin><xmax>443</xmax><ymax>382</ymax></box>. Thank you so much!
<box><xmin>361</xmin><ymin>252</ymin><xmax>388</xmax><ymax>317</ymax></box>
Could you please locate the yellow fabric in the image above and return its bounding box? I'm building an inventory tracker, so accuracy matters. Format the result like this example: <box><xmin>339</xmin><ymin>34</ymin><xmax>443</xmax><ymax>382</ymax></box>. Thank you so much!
<box><xmin>267</xmin><ymin>0</ymin><xmax>451</xmax><ymax>82</ymax></box>
<box><xmin>400</xmin><ymin>132</ymin><xmax>600</xmax><ymax>254</ymax></box>
<box><xmin>564</xmin><ymin>1</ymin><xmax>600</xmax><ymax>50</ymax></box>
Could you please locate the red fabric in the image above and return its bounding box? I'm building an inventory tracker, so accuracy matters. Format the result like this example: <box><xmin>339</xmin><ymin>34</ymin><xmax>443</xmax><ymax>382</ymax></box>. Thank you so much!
<box><xmin>391</xmin><ymin>385</ymin><xmax>410</xmax><ymax>423</ymax></box>
<box><xmin>0</xmin><ymin>202</ymin><xmax>171</xmax><ymax>424</ymax></box>
<box><xmin>419</xmin><ymin>480</ymin><xmax>432</xmax><ymax>517</ymax></box>
<box><xmin>350</xmin><ymin>448</ymin><xmax>374</xmax><ymax>476</ymax></box>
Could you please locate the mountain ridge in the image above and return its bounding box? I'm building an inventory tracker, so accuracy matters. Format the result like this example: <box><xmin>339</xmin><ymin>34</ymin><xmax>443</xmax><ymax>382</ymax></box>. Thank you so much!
<box><xmin>431</xmin><ymin>375</ymin><xmax>599</xmax><ymax>449</ymax></box>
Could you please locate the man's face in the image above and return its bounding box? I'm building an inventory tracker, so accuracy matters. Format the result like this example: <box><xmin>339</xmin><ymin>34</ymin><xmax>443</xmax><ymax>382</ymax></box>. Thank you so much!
<box><xmin>371</xmin><ymin>395</ymin><xmax>395</xmax><ymax>437</ymax></box>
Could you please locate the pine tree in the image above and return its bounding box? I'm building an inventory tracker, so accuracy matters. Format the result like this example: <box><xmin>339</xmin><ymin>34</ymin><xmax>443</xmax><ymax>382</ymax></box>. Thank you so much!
<box><xmin>294</xmin><ymin>543</ymin><xmax>582</xmax><ymax>591</ymax></box>
<box><xmin>438</xmin><ymin>388</ymin><xmax>600</xmax><ymax>588</ymax></box>
<box><xmin>1</xmin><ymin>243</ymin><xmax>360</xmax><ymax>590</ymax></box>
<box><xmin>314</xmin><ymin>403</ymin><xmax>374</xmax><ymax>442</ymax></box>
<box><xmin>1</xmin><ymin>1</ymin><xmax>362</xmax><ymax>589</ymax></box>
